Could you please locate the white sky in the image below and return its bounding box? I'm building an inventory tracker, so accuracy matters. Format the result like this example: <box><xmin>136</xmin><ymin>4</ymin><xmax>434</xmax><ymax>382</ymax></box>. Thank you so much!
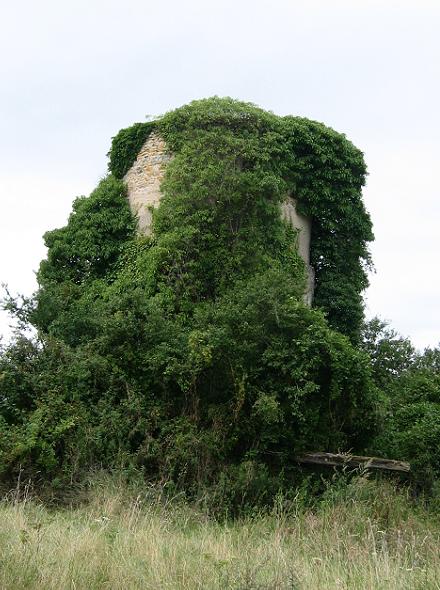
<box><xmin>0</xmin><ymin>0</ymin><xmax>439</xmax><ymax>349</ymax></box>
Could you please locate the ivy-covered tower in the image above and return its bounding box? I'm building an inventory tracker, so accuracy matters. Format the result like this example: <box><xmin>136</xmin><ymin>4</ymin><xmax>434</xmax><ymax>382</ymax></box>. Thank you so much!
<box><xmin>122</xmin><ymin>131</ymin><xmax>315</xmax><ymax>305</ymax></box>
<box><xmin>109</xmin><ymin>97</ymin><xmax>373</xmax><ymax>339</ymax></box>
<box><xmin>4</xmin><ymin>97</ymin><xmax>377</xmax><ymax>488</ymax></box>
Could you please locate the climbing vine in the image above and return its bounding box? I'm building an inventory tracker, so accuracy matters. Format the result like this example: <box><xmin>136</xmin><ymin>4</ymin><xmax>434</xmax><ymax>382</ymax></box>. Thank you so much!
<box><xmin>108</xmin><ymin>121</ymin><xmax>156</xmax><ymax>179</ymax></box>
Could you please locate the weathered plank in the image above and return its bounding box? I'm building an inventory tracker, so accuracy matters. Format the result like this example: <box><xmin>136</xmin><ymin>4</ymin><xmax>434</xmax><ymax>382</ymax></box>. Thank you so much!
<box><xmin>296</xmin><ymin>452</ymin><xmax>410</xmax><ymax>473</ymax></box>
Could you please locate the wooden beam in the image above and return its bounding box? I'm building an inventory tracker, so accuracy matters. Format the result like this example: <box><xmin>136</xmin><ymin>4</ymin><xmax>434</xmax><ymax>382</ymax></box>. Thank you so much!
<box><xmin>296</xmin><ymin>452</ymin><xmax>410</xmax><ymax>473</ymax></box>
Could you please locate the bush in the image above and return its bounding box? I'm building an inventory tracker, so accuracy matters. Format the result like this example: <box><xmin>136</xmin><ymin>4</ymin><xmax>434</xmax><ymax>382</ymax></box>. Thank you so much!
<box><xmin>363</xmin><ymin>320</ymin><xmax>440</xmax><ymax>489</ymax></box>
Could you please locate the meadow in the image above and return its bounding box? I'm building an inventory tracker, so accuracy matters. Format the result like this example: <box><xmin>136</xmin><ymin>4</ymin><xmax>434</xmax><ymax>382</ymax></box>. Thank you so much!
<box><xmin>1</xmin><ymin>475</ymin><xmax>439</xmax><ymax>590</ymax></box>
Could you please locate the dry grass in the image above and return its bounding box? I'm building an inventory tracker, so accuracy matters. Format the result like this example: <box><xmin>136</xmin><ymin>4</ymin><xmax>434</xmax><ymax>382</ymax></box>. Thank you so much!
<box><xmin>0</xmin><ymin>476</ymin><xmax>439</xmax><ymax>589</ymax></box>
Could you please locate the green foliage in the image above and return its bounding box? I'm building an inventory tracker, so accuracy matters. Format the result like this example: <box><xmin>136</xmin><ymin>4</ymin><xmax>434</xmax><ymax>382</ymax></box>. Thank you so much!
<box><xmin>110</xmin><ymin>97</ymin><xmax>374</xmax><ymax>338</ymax></box>
<box><xmin>38</xmin><ymin>175</ymin><xmax>135</xmax><ymax>287</ymax></box>
<box><xmin>361</xmin><ymin>317</ymin><xmax>416</xmax><ymax>388</ymax></box>
<box><xmin>279</xmin><ymin>116</ymin><xmax>373</xmax><ymax>339</ymax></box>
<box><xmin>158</xmin><ymin>97</ymin><xmax>373</xmax><ymax>339</ymax></box>
<box><xmin>364</xmin><ymin>320</ymin><xmax>440</xmax><ymax>488</ymax></box>
<box><xmin>108</xmin><ymin>121</ymin><xmax>156</xmax><ymax>179</ymax></box>
<box><xmin>32</xmin><ymin>175</ymin><xmax>135</xmax><ymax>342</ymax></box>
<box><xmin>0</xmin><ymin>97</ymin><xmax>380</xmax><ymax>505</ymax></box>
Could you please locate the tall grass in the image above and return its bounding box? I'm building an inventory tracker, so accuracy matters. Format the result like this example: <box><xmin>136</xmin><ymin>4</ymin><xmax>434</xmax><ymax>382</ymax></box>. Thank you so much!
<box><xmin>0</xmin><ymin>475</ymin><xmax>439</xmax><ymax>589</ymax></box>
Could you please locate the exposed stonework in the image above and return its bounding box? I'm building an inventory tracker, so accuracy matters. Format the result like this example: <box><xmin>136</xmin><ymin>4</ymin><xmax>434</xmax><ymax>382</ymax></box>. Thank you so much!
<box><xmin>281</xmin><ymin>198</ymin><xmax>311</xmax><ymax>265</ymax></box>
<box><xmin>123</xmin><ymin>132</ymin><xmax>171</xmax><ymax>235</ymax></box>
<box><xmin>281</xmin><ymin>198</ymin><xmax>314</xmax><ymax>305</ymax></box>
<box><xmin>124</xmin><ymin>133</ymin><xmax>314</xmax><ymax>304</ymax></box>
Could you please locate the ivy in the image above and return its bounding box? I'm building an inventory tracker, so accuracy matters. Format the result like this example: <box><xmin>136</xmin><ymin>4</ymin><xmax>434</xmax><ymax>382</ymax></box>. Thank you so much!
<box><xmin>108</xmin><ymin>121</ymin><xmax>156</xmax><ymax>179</ymax></box>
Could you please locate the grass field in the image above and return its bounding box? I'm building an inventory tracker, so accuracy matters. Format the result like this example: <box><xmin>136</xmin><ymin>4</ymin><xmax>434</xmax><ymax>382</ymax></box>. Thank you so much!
<box><xmin>0</xmin><ymin>475</ymin><xmax>439</xmax><ymax>589</ymax></box>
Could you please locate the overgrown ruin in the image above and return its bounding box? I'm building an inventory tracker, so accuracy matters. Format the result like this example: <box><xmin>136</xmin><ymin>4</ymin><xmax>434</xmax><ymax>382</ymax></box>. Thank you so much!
<box><xmin>124</xmin><ymin>131</ymin><xmax>315</xmax><ymax>304</ymax></box>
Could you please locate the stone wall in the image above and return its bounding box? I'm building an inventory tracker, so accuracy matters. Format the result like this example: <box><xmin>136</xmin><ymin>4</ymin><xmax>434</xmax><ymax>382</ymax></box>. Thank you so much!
<box><xmin>123</xmin><ymin>132</ymin><xmax>171</xmax><ymax>235</ymax></box>
<box><xmin>281</xmin><ymin>198</ymin><xmax>314</xmax><ymax>305</ymax></box>
<box><xmin>124</xmin><ymin>133</ymin><xmax>314</xmax><ymax>303</ymax></box>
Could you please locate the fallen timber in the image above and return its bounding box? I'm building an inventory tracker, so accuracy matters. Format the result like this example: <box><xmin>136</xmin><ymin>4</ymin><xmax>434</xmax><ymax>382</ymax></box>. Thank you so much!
<box><xmin>296</xmin><ymin>452</ymin><xmax>410</xmax><ymax>473</ymax></box>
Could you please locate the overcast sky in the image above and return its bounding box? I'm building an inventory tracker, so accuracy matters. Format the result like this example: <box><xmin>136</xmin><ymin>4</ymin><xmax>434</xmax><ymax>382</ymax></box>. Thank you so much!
<box><xmin>0</xmin><ymin>0</ymin><xmax>439</xmax><ymax>349</ymax></box>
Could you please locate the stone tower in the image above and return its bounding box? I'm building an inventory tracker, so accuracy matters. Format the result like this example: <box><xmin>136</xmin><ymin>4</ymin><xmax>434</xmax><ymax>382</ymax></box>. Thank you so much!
<box><xmin>124</xmin><ymin>132</ymin><xmax>314</xmax><ymax>304</ymax></box>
